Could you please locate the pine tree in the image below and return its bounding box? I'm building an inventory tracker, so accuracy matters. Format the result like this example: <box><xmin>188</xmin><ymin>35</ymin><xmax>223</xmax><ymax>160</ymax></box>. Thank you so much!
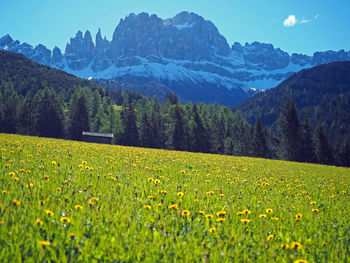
<box><xmin>277</xmin><ymin>99</ymin><xmax>302</xmax><ymax>161</ymax></box>
<box><xmin>170</xmin><ymin>104</ymin><xmax>187</xmax><ymax>151</ymax></box>
<box><xmin>190</xmin><ymin>104</ymin><xmax>210</xmax><ymax>153</ymax></box>
<box><xmin>70</xmin><ymin>96</ymin><xmax>90</xmax><ymax>141</ymax></box>
<box><xmin>252</xmin><ymin>116</ymin><xmax>269</xmax><ymax>158</ymax></box>
<box><xmin>91</xmin><ymin>105</ymin><xmax>107</xmax><ymax>132</ymax></box>
<box><xmin>18</xmin><ymin>92</ymin><xmax>38</xmax><ymax>135</ymax></box>
<box><xmin>338</xmin><ymin>137</ymin><xmax>350</xmax><ymax>167</ymax></box>
<box><xmin>120</xmin><ymin>104</ymin><xmax>139</xmax><ymax>146</ymax></box>
<box><xmin>1</xmin><ymin>98</ymin><xmax>18</xmax><ymax>133</ymax></box>
<box><xmin>139</xmin><ymin>112</ymin><xmax>153</xmax><ymax>148</ymax></box>
<box><xmin>315</xmin><ymin>123</ymin><xmax>334</xmax><ymax>165</ymax></box>
<box><xmin>149</xmin><ymin>97</ymin><xmax>165</xmax><ymax>149</ymax></box>
<box><xmin>36</xmin><ymin>90</ymin><xmax>65</xmax><ymax>138</ymax></box>
<box><xmin>224</xmin><ymin>137</ymin><xmax>234</xmax><ymax>155</ymax></box>
<box><xmin>300</xmin><ymin>114</ymin><xmax>316</xmax><ymax>163</ymax></box>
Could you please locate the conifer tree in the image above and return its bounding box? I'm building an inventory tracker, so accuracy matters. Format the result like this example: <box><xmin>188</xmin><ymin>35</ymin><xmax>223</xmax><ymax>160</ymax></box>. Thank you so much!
<box><xmin>70</xmin><ymin>95</ymin><xmax>90</xmax><ymax>141</ymax></box>
<box><xmin>1</xmin><ymin>98</ymin><xmax>18</xmax><ymax>133</ymax></box>
<box><xmin>300</xmin><ymin>114</ymin><xmax>316</xmax><ymax>163</ymax></box>
<box><xmin>170</xmin><ymin>104</ymin><xmax>187</xmax><ymax>151</ymax></box>
<box><xmin>252</xmin><ymin>116</ymin><xmax>269</xmax><ymax>158</ymax></box>
<box><xmin>277</xmin><ymin>99</ymin><xmax>302</xmax><ymax>161</ymax></box>
<box><xmin>18</xmin><ymin>92</ymin><xmax>38</xmax><ymax>135</ymax></box>
<box><xmin>315</xmin><ymin>123</ymin><xmax>334</xmax><ymax>165</ymax></box>
<box><xmin>190</xmin><ymin>104</ymin><xmax>210</xmax><ymax>153</ymax></box>
<box><xmin>120</xmin><ymin>103</ymin><xmax>139</xmax><ymax>146</ymax></box>
<box><xmin>37</xmin><ymin>90</ymin><xmax>64</xmax><ymax>138</ymax></box>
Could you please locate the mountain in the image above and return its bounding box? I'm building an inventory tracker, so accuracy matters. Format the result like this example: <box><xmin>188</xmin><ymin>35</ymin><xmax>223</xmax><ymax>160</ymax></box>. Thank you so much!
<box><xmin>233</xmin><ymin>61</ymin><xmax>350</xmax><ymax>141</ymax></box>
<box><xmin>1</xmin><ymin>12</ymin><xmax>350</xmax><ymax>105</ymax></box>
<box><xmin>0</xmin><ymin>50</ymin><xmax>106</xmax><ymax>97</ymax></box>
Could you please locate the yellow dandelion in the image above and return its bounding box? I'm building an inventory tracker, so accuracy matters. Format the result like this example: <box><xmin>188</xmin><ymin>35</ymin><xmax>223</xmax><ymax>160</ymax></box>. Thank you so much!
<box><xmin>51</xmin><ymin>161</ymin><xmax>57</xmax><ymax>166</ymax></box>
<box><xmin>69</xmin><ymin>233</ymin><xmax>77</xmax><ymax>239</ymax></box>
<box><xmin>322</xmin><ymin>242</ymin><xmax>328</xmax><ymax>246</ymax></box>
<box><xmin>27</xmin><ymin>183</ymin><xmax>34</xmax><ymax>188</ymax></box>
<box><xmin>216</xmin><ymin>211</ymin><xmax>227</xmax><ymax>217</ymax></box>
<box><xmin>295</xmin><ymin>214</ymin><xmax>302</xmax><ymax>221</ymax></box>
<box><xmin>266</xmin><ymin>208</ymin><xmax>273</xmax><ymax>214</ymax></box>
<box><xmin>60</xmin><ymin>217</ymin><xmax>71</xmax><ymax>223</ymax></box>
<box><xmin>267</xmin><ymin>234</ymin><xmax>274</xmax><ymax>241</ymax></box>
<box><xmin>9</xmin><ymin>172</ymin><xmax>15</xmax><ymax>176</ymax></box>
<box><xmin>88</xmin><ymin>201</ymin><xmax>96</xmax><ymax>206</ymax></box>
<box><xmin>199</xmin><ymin>210</ymin><xmax>205</xmax><ymax>215</ymax></box>
<box><xmin>43</xmin><ymin>175</ymin><xmax>49</xmax><ymax>180</ymax></box>
<box><xmin>39</xmin><ymin>240</ymin><xmax>51</xmax><ymax>247</ymax></box>
<box><xmin>181</xmin><ymin>210</ymin><xmax>190</xmax><ymax>216</ymax></box>
<box><xmin>194</xmin><ymin>199</ymin><xmax>199</xmax><ymax>202</ymax></box>
<box><xmin>280</xmin><ymin>243</ymin><xmax>289</xmax><ymax>249</ymax></box>
<box><xmin>56</xmin><ymin>187</ymin><xmax>62</xmax><ymax>191</ymax></box>
<box><xmin>243</xmin><ymin>209</ymin><xmax>251</xmax><ymax>215</ymax></box>
<box><xmin>12</xmin><ymin>199</ymin><xmax>20</xmax><ymax>206</ymax></box>
<box><xmin>34</xmin><ymin>220</ymin><xmax>43</xmax><ymax>226</ymax></box>
<box><xmin>143</xmin><ymin>205</ymin><xmax>152</xmax><ymax>210</ymax></box>
<box><xmin>237</xmin><ymin>211</ymin><xmax>244</xmax><ymax>216</ymax></box>
<box><xmin>312</xmin><ymin>208</ymin><xmax>319</xmax><ymax>213</ymax></box>
<box><xmin>148</xmin><ymin>195</ymin><xmax>156</xmax><ymax>200</ymax></box>
<box><xmin>209</xmin><ymin>227</ymin><xmax>216</xmax><ymax>233</ymax></box>
<box><xmin>216</xmin><ymin>218</ymin><xmax>226</xmax><ymax>223</ymax></box>
<box><xmin>160</xmin><ymin>190</ymin><xmax>167</xmax><ymax>194</ymax></box>
<box><xmin>45</xmin><ymin>210</ymin><xmax>54</xmax><ymax>217</ymax></box>
<box><xmin>310</xmin><ymin>201</ymin><xmax>316</xmax><ymax>205</ymax></box>
<box><xmin>168</xmin><ymin>204</ymin><xmax>179</xmax><ymax>210</ymax></box>
<box><xmin>74</xmin><ymin>205</ymin><xmax>83</xmax><ymax>210</ymax></box>
<box><xmin>271</xmin><ymin>217</ymin><xmax>279</xmax><ymax>221</ymax></box>
<box><xmin>241</xmin><ymin>219</ymin><xmax>251</xmax><ymax>224</ymax></box>
<box><xmin>157</xmin><ymin>203</ymin><xmax>163</xmax><ymax>207</ymax></box>
<box><xmin>0</xmin><ymin>220</ymin><xmax>4</xmax><ymax>225</ymax></box>
<box><xmin>205</xmin><ymin>214</ymin><xmax>214</xmax><ymax>219</ymax></box>
<box><xmin>294</xmin><ymin>260</ymin><xmax>308</xmax><ymax>263</ymax></box>
<box><xmin>2</xmin><ymin>190</ymin><xmax>7</xmax><ymax>194</ymax></box>
<box><xmin>13</xmin><ymin>177</ymin><xmax>19</xmax><ymax>181</ymax></box>
<box><xmin>290</xmin><ymin>242</ymin><xmax>302</xmax><ymax>250</ymax></box>
<box><xmin>147</xmin><ymin>177</ymin><xmax>154</xmax><ymax>182</ymax></box>
<box><xmin>259</xmin><ymin>214</ymin><xmax>267</xmax><ymax>218</ymax></box>
<box><xmin>91</xmin><ymin>197</ymin><xmax>99</xmax><ymax>202</ymax></box>
<box><xmin>154</xmin><ymin>179</ymin><xmax>160</xmax><ymax>184</ymax></box>
<box><xmin>177</xmin><ymin>192</ymin><xmax>184</xmax><ymax>197</ymax></box>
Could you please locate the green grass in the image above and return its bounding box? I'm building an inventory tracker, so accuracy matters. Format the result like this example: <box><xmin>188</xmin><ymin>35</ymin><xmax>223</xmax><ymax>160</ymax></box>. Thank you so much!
<box><xmin>0</xmin><ymin>133</ymin><xmax>349</xmax><ymax>262</ymax></box>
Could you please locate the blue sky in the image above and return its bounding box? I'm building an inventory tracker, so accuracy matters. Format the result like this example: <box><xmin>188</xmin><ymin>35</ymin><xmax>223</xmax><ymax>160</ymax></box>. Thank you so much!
<box><xmin>1</xmin><ymin>0</ymin><xmax>349</xmax><ymax>55</ymax></box>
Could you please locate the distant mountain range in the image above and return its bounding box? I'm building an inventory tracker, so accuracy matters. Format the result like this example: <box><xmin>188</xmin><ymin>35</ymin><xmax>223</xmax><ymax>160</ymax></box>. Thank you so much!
<box><xmin>234</xmin><ymin>61</ymin><xmax>350</xmax><ymax>142</ymax></box>
<box><xmin>1</xmin><ymin>11</ymin><xmax>350</xmax><ymax>105</ymax></box>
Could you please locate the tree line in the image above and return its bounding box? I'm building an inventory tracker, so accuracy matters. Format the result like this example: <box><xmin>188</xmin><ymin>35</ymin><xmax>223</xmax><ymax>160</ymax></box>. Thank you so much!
<box><xmin>0</xmin><ymin>81</ymin><xmax>349</xmax><ymax>167</ymax></box>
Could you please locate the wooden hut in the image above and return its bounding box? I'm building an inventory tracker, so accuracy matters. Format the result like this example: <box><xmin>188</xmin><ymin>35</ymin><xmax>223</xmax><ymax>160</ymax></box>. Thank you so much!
<box><xmin>82</xmin><ymin>132</ymin><xmax>114</xmax><ymax>144</ymax></box>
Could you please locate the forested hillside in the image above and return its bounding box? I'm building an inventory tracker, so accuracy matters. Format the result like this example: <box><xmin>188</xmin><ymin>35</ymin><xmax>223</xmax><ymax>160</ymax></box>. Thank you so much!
<box><xmin>234</xmin><ymin>61</ymin><xmax>350</xmax><ymax>143</ymax></box>
<box><xmin>1</xmin><ymin>51</ymin><xmax>349</xmax><ymax>166</ymax></box>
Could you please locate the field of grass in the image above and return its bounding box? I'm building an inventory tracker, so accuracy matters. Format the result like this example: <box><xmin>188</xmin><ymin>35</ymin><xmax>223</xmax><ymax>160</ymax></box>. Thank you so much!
<box><xmin>0</xmin><ymin>133</ymin><xmax>349</xmax><ymax>262</ymax></box>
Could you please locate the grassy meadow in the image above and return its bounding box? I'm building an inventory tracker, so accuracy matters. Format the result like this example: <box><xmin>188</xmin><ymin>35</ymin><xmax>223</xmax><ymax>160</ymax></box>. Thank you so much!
<box><xmin>0</xmin><ymin>133</ymin><xmax>349</xmax><ymax>262</ymax></box>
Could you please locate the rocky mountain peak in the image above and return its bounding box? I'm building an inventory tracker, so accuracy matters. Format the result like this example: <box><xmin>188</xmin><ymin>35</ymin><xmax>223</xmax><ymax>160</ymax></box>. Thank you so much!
<box><xmin>0</xmin><ymin>34</ymin><xmax>14</xmax><ymax>47</ymax></box>
<box><xmin>64</xmin><ymin>30</ymin><xmax>95</xmax><ymax>70</ymax></box>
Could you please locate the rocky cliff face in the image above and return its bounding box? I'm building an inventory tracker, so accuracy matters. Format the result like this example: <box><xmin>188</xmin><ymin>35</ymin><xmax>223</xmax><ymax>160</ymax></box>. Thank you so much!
<box><xmin>1</xmin><ymin>11</ymin><xmax>350</xmax><ymax>105</ymax></box>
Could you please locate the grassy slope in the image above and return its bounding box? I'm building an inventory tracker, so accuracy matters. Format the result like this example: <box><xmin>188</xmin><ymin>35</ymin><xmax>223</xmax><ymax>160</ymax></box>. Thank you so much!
<box><xmin>0</xmin><ymin>133</ymin><xmax>349</xmax><ymax>262</ymax></box>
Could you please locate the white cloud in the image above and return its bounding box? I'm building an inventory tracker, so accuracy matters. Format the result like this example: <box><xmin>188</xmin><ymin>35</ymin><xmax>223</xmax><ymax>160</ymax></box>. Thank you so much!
<box><xmin>283</xmin><ymin>15</ymin><xmax>297</xmax><ymax>27</ymax></box>
<box><xmin>283</xmin><ymin>14</ymin><xmax>316</xmax><ymax>27</ymax></box>
<box><xmin>300</xmin><ymin>19</ymin><xmax>311</xmax><ymax>23</ymax></box>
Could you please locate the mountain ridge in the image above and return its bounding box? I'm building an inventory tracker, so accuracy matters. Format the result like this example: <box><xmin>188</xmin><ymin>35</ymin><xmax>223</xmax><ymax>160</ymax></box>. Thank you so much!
<box><xmin>233</xmin><ymin>61</ymin><xmax>350</xmax><ymax>142</ymax></box>
<box><xmin>1</xmin><ymin>11</ymin><xmax>350</xmax><ymax>105</ymax></box>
